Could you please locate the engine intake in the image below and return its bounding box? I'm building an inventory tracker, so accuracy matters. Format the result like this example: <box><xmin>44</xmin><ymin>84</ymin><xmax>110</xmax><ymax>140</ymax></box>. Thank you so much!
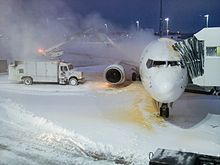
<box><xmin>104</xmin><ymin>62</ymin><xmax>138</xmax><ymax>85</ymax></box>
<box><xmin>105</xmin><ymin>68</ymin><xmax>123</xmax><ymax>83</ymax></box>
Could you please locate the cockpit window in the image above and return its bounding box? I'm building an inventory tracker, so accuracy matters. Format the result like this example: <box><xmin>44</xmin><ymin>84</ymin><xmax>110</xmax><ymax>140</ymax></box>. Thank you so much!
<box><xmin>61</xmin><ymin>66</ymin><xmax>68</xmax><ymax>72</ymax></box>
<box><xmin>168</xmin><ymin>61</ymin><xmax>180</xmax><ymax>66</ymax></box>
<box><xmin>146</xmin><ymin>59</ymin><xmax>184</xmax><ymax>69</ymax></box>
<box><xmin>146</xmin><ymin>59</ymin><xmax>154</xmax><ymax>68</ymax></box>
<box><xmin>153</xmin><ymin>61</ymin><xmax>166</xmax><ymax>66</ymax></box>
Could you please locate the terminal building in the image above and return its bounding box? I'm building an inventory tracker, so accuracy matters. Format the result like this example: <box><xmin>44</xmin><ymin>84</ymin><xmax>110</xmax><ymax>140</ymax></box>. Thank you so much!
<box><xmin>0</xmin><ymin>60</ymin><xmax>7</xmax><ymax>73</ymax></box>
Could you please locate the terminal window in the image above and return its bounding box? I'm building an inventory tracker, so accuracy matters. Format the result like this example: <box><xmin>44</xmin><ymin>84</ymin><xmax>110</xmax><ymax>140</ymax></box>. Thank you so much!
<box><xmin>206</xmin><ymin>47</ymin><xmax>220</xmax><ymax>56</ymax></box>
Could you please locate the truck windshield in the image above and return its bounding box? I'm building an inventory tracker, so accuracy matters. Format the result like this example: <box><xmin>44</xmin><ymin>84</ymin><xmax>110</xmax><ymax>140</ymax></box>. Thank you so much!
<box><xmin>61</xmin><ymin>66</ymin><xmax>68</xmax><ymax>71</ymax></box>
<box><xmin>68</xmin><ymin>64</ymin><xmax>73</xmax><ymax>70</ymax></box>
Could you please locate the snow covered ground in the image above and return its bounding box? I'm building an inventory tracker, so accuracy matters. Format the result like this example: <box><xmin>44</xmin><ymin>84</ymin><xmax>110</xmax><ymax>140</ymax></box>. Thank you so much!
<box><xmin>0</xmin><ymin>68</ymin><xmax>220</xmax><ymax>165</ymax></box>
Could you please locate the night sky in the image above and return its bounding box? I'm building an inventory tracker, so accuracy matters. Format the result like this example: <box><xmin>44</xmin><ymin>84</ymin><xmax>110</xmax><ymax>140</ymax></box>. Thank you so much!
<box><xmin>63</xmin><ymin>0</ymin><xmax>220</xmax><ymax>33</ymax></box>
<box><xmin>0</xmin><ymin>0</ymin><xmax>220</xmax><ymax>62</ymax></box>
<box><xmin>1</xmin><ymin>0</ymin><xmax>220</xmax><ymax>35</ymax></box>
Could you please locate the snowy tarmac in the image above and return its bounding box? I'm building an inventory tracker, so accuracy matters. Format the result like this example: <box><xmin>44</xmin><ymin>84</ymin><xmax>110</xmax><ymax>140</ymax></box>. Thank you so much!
<box><xmin>0</xmin><ymin>70</ymin><xmax>220</xmax><ymax>164</ymax></box>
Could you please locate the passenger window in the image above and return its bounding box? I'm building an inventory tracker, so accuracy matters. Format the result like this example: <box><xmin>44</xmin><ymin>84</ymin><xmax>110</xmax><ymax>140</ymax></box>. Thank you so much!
<box><xmin>18</xmin><ymin>69</ymin><xmax>24</xmax><ymax>73</ymax></box>
<box><xmin>217</xmin><ymin>47</ymin><xmax>220</xmax><ymax>56</ymax></box>
<box><xmin>61</xmin><ymin>66</ymin><xmax>68</xmax><ymax>71</ymax></box>
<box><xmin>68</xmin><ymin>65</ymin><xmax>73</xmax><ymax>70</ymax></box>
<box><xmin>206</xmin><ymin>47</ymin><xmax>220</xmax><ymax>56</ymax></box>
<box><xmin>64</xmin><ymin>66</ymin><xmax>68</xmax><ymax>71</ymax></box>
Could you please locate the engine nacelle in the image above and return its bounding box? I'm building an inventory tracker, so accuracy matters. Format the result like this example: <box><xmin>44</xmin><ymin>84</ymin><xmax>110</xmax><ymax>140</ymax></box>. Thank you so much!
<box><xmin>104</xmin><ymin>62</ymin><xmax>138</xmax><ymax>85</ymax></box>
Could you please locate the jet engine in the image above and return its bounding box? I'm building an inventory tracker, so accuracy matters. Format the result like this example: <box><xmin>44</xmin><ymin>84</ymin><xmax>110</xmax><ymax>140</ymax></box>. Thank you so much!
<box><xmin>104</xmin><ymin>62</ymin><xmax>138</xmax><ymax>85</ymax></box>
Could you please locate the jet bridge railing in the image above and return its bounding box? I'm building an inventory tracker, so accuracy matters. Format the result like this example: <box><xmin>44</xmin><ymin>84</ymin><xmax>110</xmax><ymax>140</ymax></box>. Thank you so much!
<box><xmin>173</xmin><ymin>36</ymin><xmax>204</xmax><ymax>81</ymax></box>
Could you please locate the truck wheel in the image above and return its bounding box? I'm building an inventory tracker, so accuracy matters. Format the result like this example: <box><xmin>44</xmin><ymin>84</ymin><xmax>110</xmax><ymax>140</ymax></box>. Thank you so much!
<box><xmin>69</xmin><ymin>77</ymin><xmax>78</xmax><ymax>86</ymax></box>
<box><xmin>23</xmin><ymin>77</ymin><xmax>33</xmax><ymax>85</ymax></box>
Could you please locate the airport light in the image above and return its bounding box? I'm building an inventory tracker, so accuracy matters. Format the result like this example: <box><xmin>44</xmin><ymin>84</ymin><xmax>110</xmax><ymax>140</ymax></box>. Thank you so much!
<box><xmin>104</xmin><ymin>24</ymin><xmax>108</xmax><ymax>32</ymax></box>
<box><xmin>136</xmin><ymin>20</ymin><xmax>140</xmax><ymax>31</ymax></box>
<box><xmin>159</xmin><ymin>0</ymin><xmax>163</xmax><ymax>37</ymax></box>
<box><xmin>204</xmin><ymin>14</ymin><xmax>209</xmax><ymax>27</ymax></box>
<box><xmin>165</xmin><ymin>18</ymin><xmax>169</xmax><ymax>36</ymax></box>
<box><xmin>37</xmin><ymin>48</ymin><xmax>45</xmax><ymax>55</ymax></box>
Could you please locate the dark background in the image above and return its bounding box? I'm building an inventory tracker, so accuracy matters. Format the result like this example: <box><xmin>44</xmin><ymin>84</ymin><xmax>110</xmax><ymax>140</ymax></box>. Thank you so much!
<box><xmin>63</xmin><ymin>0</ymin><xmax>220</xmax><ymax>33</ymax></box>
<box><xmin>3</xmin><ymin>0</ymin><xmax>220</xmax><ymax>33</ymax></box>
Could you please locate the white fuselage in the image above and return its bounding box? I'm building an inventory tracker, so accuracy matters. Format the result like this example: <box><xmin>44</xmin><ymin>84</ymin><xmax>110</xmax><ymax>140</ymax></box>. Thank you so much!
<box><xmin>139</xmin><ymin>38</ymin><xmax>188</xmax><ymax>103</ymax></box>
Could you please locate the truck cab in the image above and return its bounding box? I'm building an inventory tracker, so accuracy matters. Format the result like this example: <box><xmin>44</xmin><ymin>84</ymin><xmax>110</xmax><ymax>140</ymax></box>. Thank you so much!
<box><xmin>58</xmin><ymin>62</ymin><xmax>84</xmax><ymax>85</ymax></box>
<box><xmin>8</xmin><ymin>61</ymin><xmax>84</xmax><ymax>86</ymax></box>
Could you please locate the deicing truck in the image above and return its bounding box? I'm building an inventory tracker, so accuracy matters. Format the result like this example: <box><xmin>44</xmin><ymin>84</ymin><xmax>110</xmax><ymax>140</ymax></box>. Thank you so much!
<box><xmin>8</xmin><ymin>61</ymin><xmax>84</xmax><ymax>85</ymax></box>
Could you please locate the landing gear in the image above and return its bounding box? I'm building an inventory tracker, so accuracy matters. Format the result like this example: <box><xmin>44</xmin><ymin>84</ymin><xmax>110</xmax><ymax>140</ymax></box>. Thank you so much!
<box><xmin>154</xmin><ymin>101</ymin><xmax>173</xmax><ymax>118</ymax></box>
<box><xmin>160</xmin><ymin>103</ymin><xmax>169</xmax><ymax>118</ymax></box>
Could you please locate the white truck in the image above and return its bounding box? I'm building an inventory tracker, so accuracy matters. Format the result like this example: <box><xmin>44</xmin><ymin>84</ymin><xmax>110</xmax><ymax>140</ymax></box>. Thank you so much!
<box><xmin>8</xmin><ymin>61</ymin><xmax>84</xmax><ymax>85</ymax></box>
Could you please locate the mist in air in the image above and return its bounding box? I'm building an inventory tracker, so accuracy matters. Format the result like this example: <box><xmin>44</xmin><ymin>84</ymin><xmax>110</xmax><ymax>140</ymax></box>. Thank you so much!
<box><xmin>0</xmin><ymin>0</ymin><xmax>157</xmax><ymax>66</ymax></box>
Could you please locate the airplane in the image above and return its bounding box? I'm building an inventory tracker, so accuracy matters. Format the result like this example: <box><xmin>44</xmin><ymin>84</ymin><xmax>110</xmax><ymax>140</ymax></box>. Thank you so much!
<box><xmin>37</xmin><ymin>27</ymin><xmax>220</xmax><ymax>118</ymax></box>
<box><xmin>139</xmin><ymin>38</ymin><xmax>188</xmax><ymax>117</ymax></box>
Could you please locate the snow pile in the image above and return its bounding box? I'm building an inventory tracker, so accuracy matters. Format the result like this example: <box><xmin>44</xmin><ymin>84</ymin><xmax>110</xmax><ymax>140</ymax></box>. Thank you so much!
<box><xmin>0</xmin><ymin>97</ymin><xmax>148</xmax><ymax>164</ymax></box>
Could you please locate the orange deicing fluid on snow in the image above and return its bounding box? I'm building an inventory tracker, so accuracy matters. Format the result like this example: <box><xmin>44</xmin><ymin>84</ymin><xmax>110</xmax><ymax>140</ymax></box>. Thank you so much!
<box><xmin>103</xmin><ymin>82</ymin><xmax>165</xmax><ymax>131</ymax></box>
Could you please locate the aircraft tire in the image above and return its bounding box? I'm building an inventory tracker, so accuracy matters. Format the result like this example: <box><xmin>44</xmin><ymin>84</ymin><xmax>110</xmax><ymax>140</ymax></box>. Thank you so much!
<box><xmin>160</xmin><ymin>106</ymin><xmax>169</xmax><ymax>118</ymax></box>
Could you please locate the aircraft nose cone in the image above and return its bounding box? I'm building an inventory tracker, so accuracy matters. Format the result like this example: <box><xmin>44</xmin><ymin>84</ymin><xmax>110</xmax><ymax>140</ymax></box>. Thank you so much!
<box><xmin>156</xmin><ymin>81</ymin><xmax>174</xmax><ymax>95</ymax></box>
<box><xmin>151</xmin><ymin>72</ymin><xmax>183</xmax><ymax>103</ymax></box>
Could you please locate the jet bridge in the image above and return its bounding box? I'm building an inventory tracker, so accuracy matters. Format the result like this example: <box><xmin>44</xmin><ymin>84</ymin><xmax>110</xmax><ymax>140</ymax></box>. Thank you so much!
<box><xmin>173</xmin><ymin>36</ymin><xmax>204</xmax><ymax>80</ymax></box>
<box><xmin>173</xmin><ymin>27</ymin><xmax>220</xmax><ymax>87</ymax></box>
